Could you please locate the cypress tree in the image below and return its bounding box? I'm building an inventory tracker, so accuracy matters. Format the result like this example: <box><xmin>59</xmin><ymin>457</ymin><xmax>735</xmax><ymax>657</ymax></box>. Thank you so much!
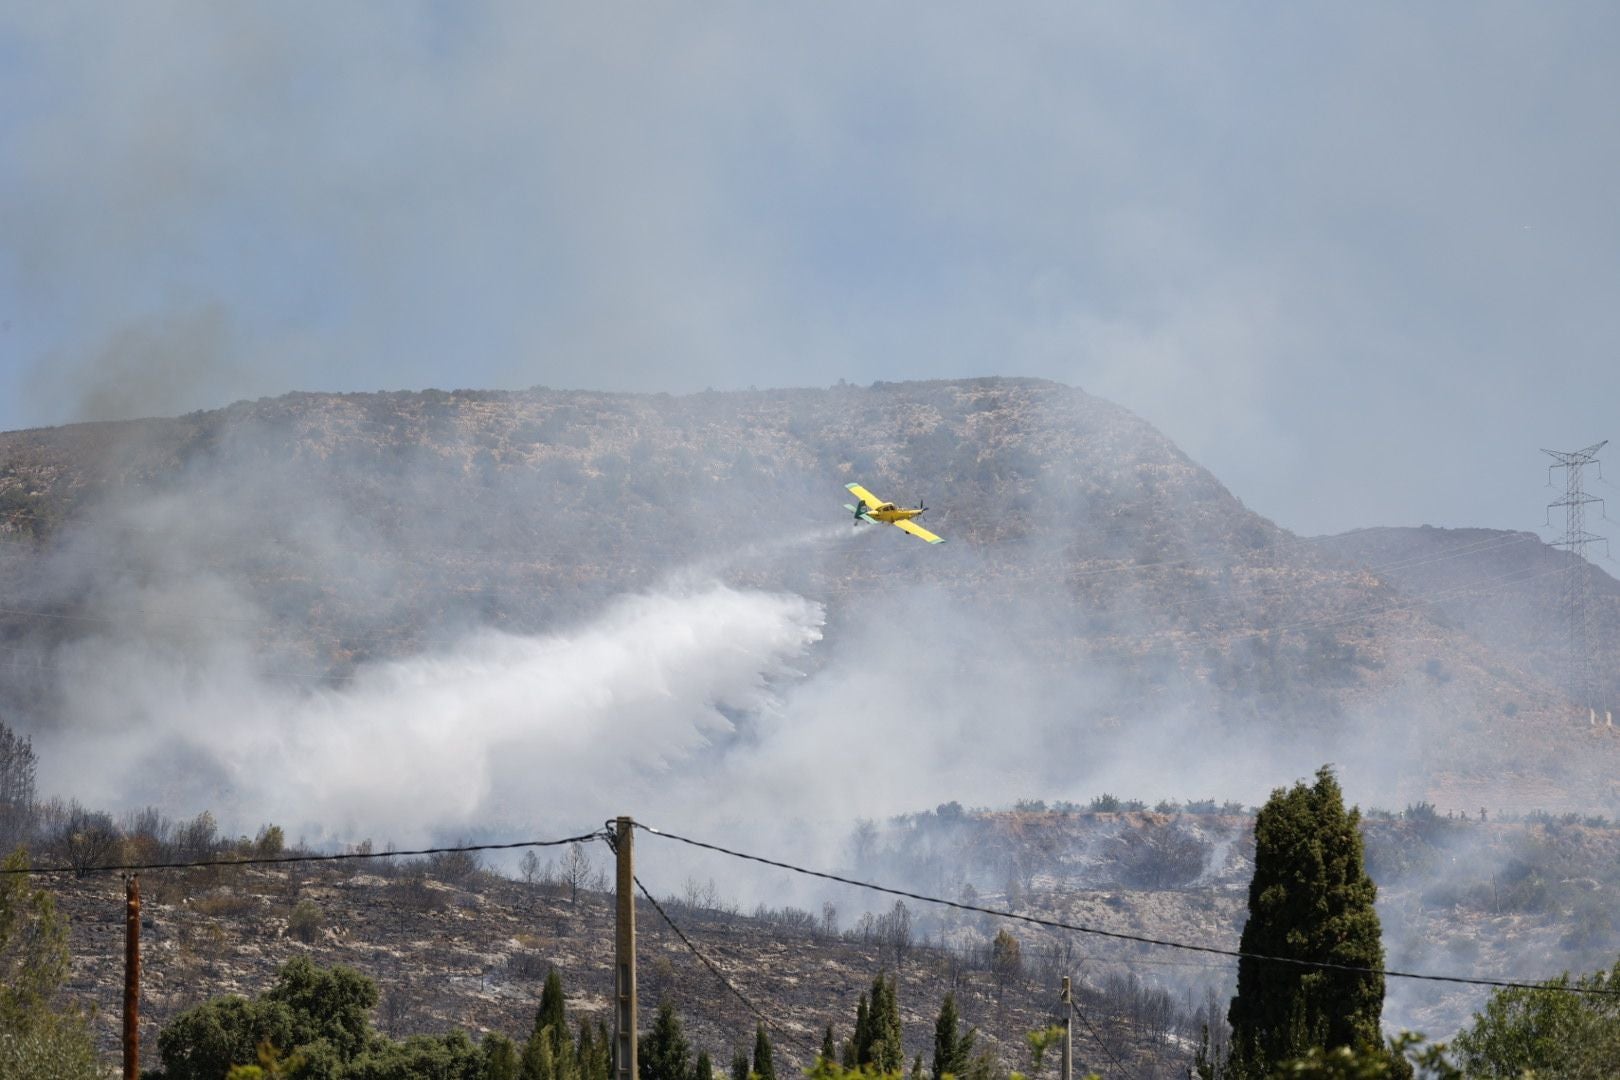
<box><xmin>820</xmin><ymin>1025</ymin><xmax>836</xmax><ymax>1066</ymax></box>
<box><xmin>865</xmin><ymin>975</ymin><xmax>903</xmax><ymax>1074</ymax></box>
<box><xmin>695</xmin><ymin>1049</ymin><xmax>714</xmax><ymax>1080</ymax></box>
<box><xmin>521</xmin><ymin>1030</ymin><xmax>557</xmax><ymax>1080</ymax></box>
<box><xmin>578</xmin><ymin>1018</ymin><xmax>612</xmax><ymax>1080</ymax></box>
<box><xmin>536</xmin><ymin>970</ymin><xmax>569</xmax><ymax>1056</ymax></box>
<box><xmin>485</xmin><ymin>1033</ymin><xmax>521</xmax><ymax>1080</ymax></box>
<box><xmin>731</xmin><ymin>1049</ymin><xmax>751</xmax><ymax>1080</ymax></box>
<box><xmin>931</xmin><ymin>992</ymin><xmax>974</xmax><ymax>1080</ymax></box>
<box><xmin>639</xmin><ymin>1002</ymin><xmax>693</xmax><ymax>1080</ymax></box>
<box><xmin>752</xmin><ymin>1023</ymin><xmax>776</xmax><ymax>1080</ymax></box>
<box><xmin>1226</xmin><ymin>766</ymin><xmax>1386</xmax><ymax>1076</ymax></box>
<box><xmin>852</xmin><ymin>993</ymin><xmax>872</xmax><ymax>1066</ymax></box>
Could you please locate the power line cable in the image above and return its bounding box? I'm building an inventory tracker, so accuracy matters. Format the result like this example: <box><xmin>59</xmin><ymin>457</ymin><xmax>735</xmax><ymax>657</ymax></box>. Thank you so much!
<box><xmin>631</xmin><ymin>873</ymin><xmax>820</xmax><ymax>1060</ymax></box>
<box><xmin>1066</xmin><ymin>994</ymin><xmax>1133</xmax><ymax>1080</ymax></box>
<box><xmin>632</xmin><ymin>823</ymin><xmax>1620</xmax><ymax>998</ymax></box>
<box><xmin>2</xmin><ymin>830</ymin><xmax>608</xmax><ymax>877</ymax></box>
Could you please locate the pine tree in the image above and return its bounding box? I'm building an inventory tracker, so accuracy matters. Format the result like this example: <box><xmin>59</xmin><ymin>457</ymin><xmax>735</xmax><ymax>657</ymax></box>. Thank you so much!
<box><xmin>931</xmin><ymin>992</ymin><xmax>975</xmax><ymax>1080</ymax></box>
<box><xmin>752</xmin><ymin>1023</ymin><xmax>776</xmax><ymax>1080</ymax></box>
<box><xmin>1226</xmin><ymin>766</ymin><xmax>1387</xmax><ymax>1076</ymax></box>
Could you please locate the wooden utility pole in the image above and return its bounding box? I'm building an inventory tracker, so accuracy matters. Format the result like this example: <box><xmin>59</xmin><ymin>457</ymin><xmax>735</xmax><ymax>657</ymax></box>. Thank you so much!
<box><xmin>123</xmin><ymin>874</ymin><xmax>141</xmax><ymax>1080</ymax></box>
<box><xmin>1060</xmin><ymin>975</ymin><xmax>1072</xmax><ymax>1080</ymax></box>
<box><xmin>614</xmin><ymin>817</ymin><xmax>637</xmax><ymax>1080</ymax></box>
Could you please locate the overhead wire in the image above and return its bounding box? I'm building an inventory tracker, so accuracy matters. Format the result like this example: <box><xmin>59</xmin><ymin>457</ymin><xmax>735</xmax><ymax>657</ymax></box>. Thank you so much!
<box><xmin>631</xmin><ymin>871</ymin><xmax>820</xmax><ymax>1061</ymax></box>
<box><xmin>632</xmin><ymin>823</ymin><xmax>1620</xmax><ymax>999</ymax></box>
<box><xmin>625</xmin><ymin>874</ymin><xmax>816</xmax><ymax>1062</ymax></box>
<box><xmin>1065</xmin><ymin>991</ymin><xmax>1133</xmax><ymax>1080</ymax></box>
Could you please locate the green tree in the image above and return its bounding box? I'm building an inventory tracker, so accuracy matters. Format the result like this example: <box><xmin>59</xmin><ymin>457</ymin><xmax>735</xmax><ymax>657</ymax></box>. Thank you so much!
<box><xmin>1270</xmin><ymin>1035</ymin><xmax>1461</xmax><ymax>1079</ymax></box>
<box><xmin>849</xmin><ymin>993</ymin><xmax>870</xmax><ymax>1067</ymax></box>
<box><xmin>536</xmin><ymin>970</ymin><xmax>570</xmax><ymax>1056</ymax></box>
<box><xmin>287</xmin><ymin>899</ymin><xmax>323</xmax><ymax>944</ymax></box>
<box><xmin>820</xmin><ymin>1026</ymin><xmax>837</xmax><ymax>1067</ymax></box>
<box><xmin>0</xmin><ymin>851</ymin><xmax>67</xmax><ymax>1021</ymax></box>
<box><xmin>803</xmin><ymin>1062</ymin><xmax>902</xmax><ymax>1080</ymax></box>
<box><xmin>0</xmin><ymin>850</ymin><xmax>98</xmax><ymax>1080</ymax></box>
<box><xmin>695</xmin><ymin>1049</ymin><xmax>714</xmax><ymax>1080</ymax></box>
<box><xmin>752</xmin><ymin>1023</ymin><xmax>776</xmax><ymax>1080</ymax></box>
<box><xmin>639</xmin><ymin>1001</ymin><xmax>692</xmax><ymax>1080</ymax></box>
<box><xmin>1226</xmin><ymin>767</ymin><xmax>1387</xmax><ymax>1077</ymax></box>
<box><xmin>524</xmin><ymin>970</ymin><xmax>576</xmax><ymax>1080</ymax></box>
<box><xmin>485</xmin><ymin>1033</ymin><xmax>522</xmax><ymax>1080</ymax></box>
<box><xmin>855</xmin><ymin>975</ymin><xmax>902</xmax><ymax>1073</ymax></box>
<box><xmin>577</xmin><ymin>1019</ymin><xmax>612</xmax><ymax>1080</ymax></box>
<box><xmin>343</xmin><ymin>1030</ymin><xmax>487</xmax><ymax>1079</ymax></box>
<box><xmin>156</xmin><ymin>955</ymin><xmax>378</xmax><ymax>1080</ymax></box>
<box><xmin>1450</xmin><ymin>958</ymin><xmax>1620</xmax><ymax>1078</ymax></box>
<box><xmin>731</xmin><ymin>1048</ymin><xmax>751</xmax><ymax>1080</ymax></box>
<box><xmin>521</xmin><ymin>1032</ymin><xmax>559</xmax><ymax>1080</ymax></box>
<box><xmin>155</xmin><ymin>996</ymin><xmax>299</xmax><ymax>1080</ymax></box>
<box><xmin>223</xmin><ymin>1043</ymin><xmax>305</xmax><ymax>1080</ymax></box>
<box><xmin>263</xmin><ymin>954</ymin><xmax>380</xmax><ymax>1063</ymax></box>
<box><xmin>931</xmin><ymin>991</ymin><xmax>975</xmax><ymax>1080</ymax></box>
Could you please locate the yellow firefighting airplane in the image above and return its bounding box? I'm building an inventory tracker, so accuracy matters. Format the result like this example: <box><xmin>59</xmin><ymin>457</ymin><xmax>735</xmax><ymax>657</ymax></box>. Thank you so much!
<box><xmin>843</xmin><ymin>482</ymin><xmax>946</xmax><ymax>544</ymax></box>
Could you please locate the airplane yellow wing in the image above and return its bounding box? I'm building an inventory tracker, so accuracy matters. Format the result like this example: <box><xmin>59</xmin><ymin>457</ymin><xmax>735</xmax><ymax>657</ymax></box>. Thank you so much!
<box><xmin>892</xmin><ymin>518</ymin><xmax>946</xmax><ymax>545</ymax></box>
<box><xmin>845</xmin><ymin>482</ymin><xmax>884</xmax><ymax>507</ymax></box>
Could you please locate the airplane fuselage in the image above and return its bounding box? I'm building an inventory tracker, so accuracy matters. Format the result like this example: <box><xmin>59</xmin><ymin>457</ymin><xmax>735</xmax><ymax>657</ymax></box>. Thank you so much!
<box><xmin>861</xmin><ymin>502</ymin><xmax>924</xmax><ymax>523</ymax></box>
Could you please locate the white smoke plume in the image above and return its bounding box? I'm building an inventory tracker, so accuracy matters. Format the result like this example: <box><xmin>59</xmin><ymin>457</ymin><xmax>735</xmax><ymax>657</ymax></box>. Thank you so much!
<box><xmin>34</xmin><ymin>582</ymin><xmax>824</xmax><ymax>846</ymax></box>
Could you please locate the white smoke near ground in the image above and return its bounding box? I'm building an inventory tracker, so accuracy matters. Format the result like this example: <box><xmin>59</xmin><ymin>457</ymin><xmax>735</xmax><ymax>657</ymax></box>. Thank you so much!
<box><xmin>33</xmin><ymin>582</ymin><xmax>824</xmax><ymax>846</ymax></box>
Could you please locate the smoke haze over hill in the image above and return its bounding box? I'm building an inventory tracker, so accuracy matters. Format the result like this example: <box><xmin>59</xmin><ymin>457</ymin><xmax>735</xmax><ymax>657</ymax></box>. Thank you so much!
<box><xmin>2</xmin><ymin>381</ymin><xmax>1615</xmax><ymax>863</ymax></box>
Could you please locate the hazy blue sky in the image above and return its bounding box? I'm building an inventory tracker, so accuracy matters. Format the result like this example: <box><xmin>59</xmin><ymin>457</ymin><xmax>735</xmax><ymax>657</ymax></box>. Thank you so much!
<box><xmin>1</xmin><ymin>3</ymin><xmax>1616</xmax><ymax>538</ymax></box>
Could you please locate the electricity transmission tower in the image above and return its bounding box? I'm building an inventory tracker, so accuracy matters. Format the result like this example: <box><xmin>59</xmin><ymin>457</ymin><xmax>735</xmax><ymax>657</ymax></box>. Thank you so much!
<box><xmin>1543</xmin><ymin>441</ymin><xmax>1608</xmax><ymax>711</ymax></box>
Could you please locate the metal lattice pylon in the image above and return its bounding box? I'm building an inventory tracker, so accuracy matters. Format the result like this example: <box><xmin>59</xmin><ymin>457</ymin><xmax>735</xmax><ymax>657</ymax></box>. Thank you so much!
<box><xmin>1543</xmin><ymin>441</ymin><xmax>1608</xmax><ymax>710</ymax></box>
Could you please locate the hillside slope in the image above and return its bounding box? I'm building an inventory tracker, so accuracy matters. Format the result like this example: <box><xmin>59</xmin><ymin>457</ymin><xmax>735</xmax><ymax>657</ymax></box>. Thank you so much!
<box><xmin>1323</xmin><ymin>525</ymin><xmax>1620</xmax><ymax>712</ymax></box>
<box><xmin>1</xmin><ymin>379</ymin><xmax>1616</xmax><ymax>813</ymax></box>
